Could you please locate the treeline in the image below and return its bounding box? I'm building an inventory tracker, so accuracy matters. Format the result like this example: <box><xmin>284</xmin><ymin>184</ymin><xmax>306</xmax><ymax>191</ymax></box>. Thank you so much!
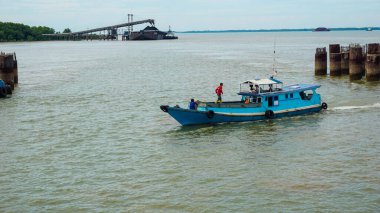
<box><xmin>0</xmin><ymin>22</ymin><xmax>56</xmax><ymax>42</ymax></box>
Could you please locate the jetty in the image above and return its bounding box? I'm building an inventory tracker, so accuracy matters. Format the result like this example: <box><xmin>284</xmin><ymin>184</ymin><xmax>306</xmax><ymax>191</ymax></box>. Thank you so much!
<box><xmin>43</xmin><ymin>14</ymin><xmax>177</xmax><ymax>41</ymax></box>
<box><xmin>44</xmin><ymin>15</ymin><xmax>154</xmax><ymax>40</ymax></box>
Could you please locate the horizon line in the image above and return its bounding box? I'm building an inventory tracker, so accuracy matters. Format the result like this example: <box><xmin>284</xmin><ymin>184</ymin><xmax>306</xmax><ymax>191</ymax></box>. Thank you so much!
<box><xmin>179</xmin><ymin>27</ymin><xmax>379</xmax><ymax>33</ymax></box>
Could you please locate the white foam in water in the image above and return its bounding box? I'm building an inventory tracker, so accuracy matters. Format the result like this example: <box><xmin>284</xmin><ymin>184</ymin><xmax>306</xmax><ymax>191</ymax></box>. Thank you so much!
<box><xmin>332</xmin><ymin>103</ymin><xmax>380</xmax><ymax>111</ymax></box>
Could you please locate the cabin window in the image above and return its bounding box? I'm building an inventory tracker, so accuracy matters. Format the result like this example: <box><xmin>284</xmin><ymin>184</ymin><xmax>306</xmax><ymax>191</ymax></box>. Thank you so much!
<box><xmin>290</xmin><ymin>93</ymin><xmax>293</xmax><ymax>98</ymax></box>
<box><xmin>249</xmin><ymin>97</ymin><xmax>262</xmax><ymax>103</ymax></box>
<box><xmin>268</xmin><ymin>96</ymin><xmax>278</xmax><ymax>107</ymax></box>
<box><xmin>285</xmin><ymin>94</ymin><xmax>288</xmax><ymax>99</ymax></box>
<box><xmin>274</xmin><ymin>96</ymin><xmax>279</xmax><ymax>106</ymax></box>
<box><xmin>300</xmin><ymin>90</ymin><xmax>313</xmax><ymax>100</ymax></box>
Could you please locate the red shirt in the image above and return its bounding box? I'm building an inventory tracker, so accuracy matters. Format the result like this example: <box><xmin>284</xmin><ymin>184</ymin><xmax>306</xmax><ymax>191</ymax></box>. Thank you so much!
<box><xmin>215</xmin><ymin>85</ymin><xmax>223</xmax><ymax>95</ymax></box>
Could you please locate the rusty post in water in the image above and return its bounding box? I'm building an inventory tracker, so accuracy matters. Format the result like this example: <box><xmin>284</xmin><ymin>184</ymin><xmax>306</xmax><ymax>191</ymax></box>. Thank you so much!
<box><xmin>315</xmin><ymin>47</ymin><xmax>327</xmax><ymax>75</ymax></box>
<box><xmin>329</xmin><ymin>44</ymin><xmax>341</xmax><ymax>76</ymax></box>
<box><xmin>13</xmin><ymin>53</ymin><xmax>18</xmax><ymax>84</ymax></box>
<box><xmin>367</xmin><ymin>43</ymin><xmax>379</xmax><ymax>55</ymax></box>
<box><xmin>0</xmin><ymin>54</ymin><xmax>14</xmax><ymax>89</ymax></box>
<box><xmin>341</xmin><ymin>46</ymin><xmax>349</xmax><ymax>75</ymax></box>
<box><xmin>362</xmin><ymin>45</ymin><xmax>367</xmax><ymax>77</ymax></box>
<box><xmin>0</xmin><ymin>52</ymin><xmax>17</xmax><ymax>90</ymax></box>
<box><xmin>365</xmin><ymin>43</ymin><xmax>380</xmax><ymax>81</ymax></box>
<box><xmin>349</xmin><ymin>44</ymin><xmax>364</xmax><ymax>80</ymax></box>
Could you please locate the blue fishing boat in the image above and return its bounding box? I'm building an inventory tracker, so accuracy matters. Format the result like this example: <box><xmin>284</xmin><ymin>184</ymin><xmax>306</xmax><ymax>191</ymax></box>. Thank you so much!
<box><xmin>160</xmin><ymin>77</ymin><xmax>327</xmax><ymax>126</ymax></box>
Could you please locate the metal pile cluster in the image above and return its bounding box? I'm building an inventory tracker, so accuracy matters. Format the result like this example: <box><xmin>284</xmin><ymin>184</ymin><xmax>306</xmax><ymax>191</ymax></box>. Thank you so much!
<box><xmin>0</xmin><ymin>52</ymin><xmax>18</xmax><ymax>98</ymax></box>
<box><xmin>315</xmin><ymin>43</ymin><xmax>380</xmax><ymax>81</ymax></box>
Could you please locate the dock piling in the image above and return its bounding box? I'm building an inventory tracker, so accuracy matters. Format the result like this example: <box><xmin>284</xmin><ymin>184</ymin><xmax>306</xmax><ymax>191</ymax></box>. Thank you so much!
<box><xmin>315</xmin><ymin>47</ymin><xmax>327</xmax><ymax>75</ymax></box>
<box><xmin>13</xmin><ymin>53</ymin><xmax>18</xmax><ymax>84</ymax></box>
<box><xmin>341</xmin><ymin>46</ymin><xmax>349</xmax><ymax>75</ymax></box>
<box><xmin>365</xmin><ymin>43</ymin><xmax>380</xmax><ymax>81</ymax></box>
<box><xmin>329</xmin><ymin>44</ymin><xmax>341</xmax><ymax>76</ymax></box>
<box><xmin>349</xmin><ymin>44</ymin><xmax>365</xmax><ymax>81</ymax></box>
<box><xmin>0</xmin><ymin>52</ymin><xmax>18</xmax><ymax>91</ymax></box>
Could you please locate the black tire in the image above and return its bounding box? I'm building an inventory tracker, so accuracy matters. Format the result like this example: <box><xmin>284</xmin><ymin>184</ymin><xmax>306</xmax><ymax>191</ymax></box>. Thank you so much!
<box><xmin>160</xmin><ymin>105</ymin><xmax>169</xmax><ymax>112</ymax></box>
<box><xmin>265</xmin><ymin>110</ymin><xmax>274</xmax><ymax>119</ymax></box>
<box><xmin>5</xmin><ymin>85</ymin><xmax>12</xmax><ymax>95</ymax></box>
<box><xmin>321</xmin><ymin>102</ymin><xmax>328</xmax><ymax>110</ymax></box>
<box><xmin>206</xmin><ymin>110</ymin><xmax>214</xmax><ymax>119</ymax></box>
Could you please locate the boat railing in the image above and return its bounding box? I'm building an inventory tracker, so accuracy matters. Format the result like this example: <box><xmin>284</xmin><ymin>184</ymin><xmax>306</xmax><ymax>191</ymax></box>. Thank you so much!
<box><xmin>200</xmin><ymin>101</ymin><xmax>262</xmax><ymax>108</ymax></box>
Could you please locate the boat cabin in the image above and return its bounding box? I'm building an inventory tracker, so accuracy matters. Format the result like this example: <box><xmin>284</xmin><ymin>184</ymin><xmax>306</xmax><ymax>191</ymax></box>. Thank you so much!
<box><xmin>239</xmin><ymin>78</ymin><xmax>283</xmax><ymax>95</ymax></box>
<box><xmin>198</xmin><ymin>77</ymin><xmax>321</xmax><ymax>110</ymax></box>
<box><xmin>236</xmin><ymin>78</ymin><xmax>320</xmax><ymax>107</ymax></box>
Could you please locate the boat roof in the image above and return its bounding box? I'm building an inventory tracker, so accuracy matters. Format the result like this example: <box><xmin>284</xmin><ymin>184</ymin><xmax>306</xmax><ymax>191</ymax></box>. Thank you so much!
<box><xmin>242</xmin><ymin>78</ymin><xmax>283</xmax><ymax>85</ymax></box>
<box><xmin>282</xmin><ymin>84</ymin><xmax>320</xmax><ymax>92</ymax></box>
<box><xmin>238</xmin><ymin>83</ymin><xmax>320</xmax><ymax>96</ymax></box>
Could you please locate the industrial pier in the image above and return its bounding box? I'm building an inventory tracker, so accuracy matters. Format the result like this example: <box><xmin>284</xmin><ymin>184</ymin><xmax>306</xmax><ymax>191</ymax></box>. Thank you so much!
<box><xmin>43</xmin><ymin>14</ymin><xmax>177</xmax><ymax>41</ymax></box>
<box><xmin>315</xmin><ymin>43</ymin><xmax>380</xmax><ymax>81</ymax></box>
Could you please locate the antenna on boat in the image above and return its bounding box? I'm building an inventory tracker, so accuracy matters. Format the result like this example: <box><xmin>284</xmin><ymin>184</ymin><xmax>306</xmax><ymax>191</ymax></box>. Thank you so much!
<box><xmin>271</xmin><ymin>38</ymin><xmax>278</xmax><ymax>78</ymax></box>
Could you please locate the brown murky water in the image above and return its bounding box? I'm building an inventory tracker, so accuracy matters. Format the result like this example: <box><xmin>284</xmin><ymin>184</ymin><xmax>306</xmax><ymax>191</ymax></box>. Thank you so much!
<box><xmin>1</xmin><ymin>31</ymin><xmax>380</xmax><ymax>212</ymax></box>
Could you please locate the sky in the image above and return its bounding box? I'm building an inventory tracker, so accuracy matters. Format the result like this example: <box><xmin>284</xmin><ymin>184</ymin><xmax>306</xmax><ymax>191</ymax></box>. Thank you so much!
<box><xmin>1</xmin><ymin>0</ymin><xmax>379</xmax><ymax>32</ymax></box>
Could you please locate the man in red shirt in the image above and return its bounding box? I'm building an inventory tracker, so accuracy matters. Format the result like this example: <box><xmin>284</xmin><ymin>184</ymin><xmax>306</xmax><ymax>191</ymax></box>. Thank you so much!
<box><xmin>215</xmin><ymin>83</ymin><xmax>223</xmax><ymax>103</ymax></box>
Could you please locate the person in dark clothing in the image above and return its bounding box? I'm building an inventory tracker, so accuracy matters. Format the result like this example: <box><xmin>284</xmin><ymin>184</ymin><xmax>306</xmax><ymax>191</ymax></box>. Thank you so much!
<box><xmin>188</xmin><ymin>98</ymin><xmax>198</xmax><ymax>110</ymax></box>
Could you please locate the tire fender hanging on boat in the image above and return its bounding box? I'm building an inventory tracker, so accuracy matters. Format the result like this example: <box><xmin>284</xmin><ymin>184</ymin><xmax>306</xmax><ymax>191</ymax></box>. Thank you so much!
<box><xmin>206</xmin><ymin>110</ymin><xmax>214</xmax><ymax>119</ymax></box>
<box><xmin>0</xmin><ymin>87</ymin><xmax>6</xmax><ymax>98</ymax></box>
<box><xmin>321</xmin><ymin>102</ymin><xmax>328</xmax><ymax>110</ymax></box>
<box><xmin>5</xmin><ymin>85</ymin><xmax>12</xmax><ymax>95</ymax></box>
<box><xmin>265</xmin><ymin>110</ymin><xmax>274</xmax><ymax>119</ymax></box>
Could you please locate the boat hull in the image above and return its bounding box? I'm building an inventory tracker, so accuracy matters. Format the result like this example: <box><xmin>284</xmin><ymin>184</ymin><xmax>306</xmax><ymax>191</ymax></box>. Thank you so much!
<box><xmin>161</xmin><ymin>105</ymin><xmax>322</xmax><ymax>126</ymax></box>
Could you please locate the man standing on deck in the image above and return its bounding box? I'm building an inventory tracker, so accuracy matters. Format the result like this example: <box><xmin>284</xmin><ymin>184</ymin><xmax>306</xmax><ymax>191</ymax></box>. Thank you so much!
<box><xmin>215</xmin><ymin>83</ymin><xmax>223</xmax><ymax>103</ymax></box>
<box><xmin>188</xmin><ymin>98</ymin><xmax>198</xmax><ymax>110</ymax></box>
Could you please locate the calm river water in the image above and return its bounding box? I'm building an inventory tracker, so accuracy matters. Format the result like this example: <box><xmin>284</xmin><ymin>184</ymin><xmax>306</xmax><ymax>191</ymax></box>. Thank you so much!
<box><xmin>1</xmin><ymin>32</ymin><xmax>380</xmax><ymax>212</ymax></box>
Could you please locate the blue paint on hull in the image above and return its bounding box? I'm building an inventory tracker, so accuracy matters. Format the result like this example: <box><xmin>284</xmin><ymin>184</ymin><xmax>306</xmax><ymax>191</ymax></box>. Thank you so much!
<box><xmin>167</xmin><ymin>106</ymin><xmax>322</xmax><ymax>126</ymax></box>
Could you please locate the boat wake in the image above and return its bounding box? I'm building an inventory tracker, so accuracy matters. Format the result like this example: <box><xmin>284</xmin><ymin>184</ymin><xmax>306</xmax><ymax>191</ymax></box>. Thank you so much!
<box><xmin>332</xmin><ymin>103</ymin><xmax>380</xmax><ymax>111</ymax></box>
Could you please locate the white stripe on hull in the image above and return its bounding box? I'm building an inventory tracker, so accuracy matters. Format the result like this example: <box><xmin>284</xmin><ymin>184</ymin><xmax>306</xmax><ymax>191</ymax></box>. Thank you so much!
<box><xmin>208</xmin><ymin>104</ymin><xmax>321</xmax><ymax>117</ymax></box>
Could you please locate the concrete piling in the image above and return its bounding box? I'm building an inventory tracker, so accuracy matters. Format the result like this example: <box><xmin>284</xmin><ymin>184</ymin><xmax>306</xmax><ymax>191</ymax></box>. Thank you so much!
<box><xmin>362</xmin><ymin>46</ymin><xmax>367</xmax><ymax>77</ymax></box>
<box><xmin>367</xmin><ymin>43</ymin><xmax>379</xmax><ymax>54</ymax></box>
<box><xmin>365</xmin><ymin>43</ymin><xmax>380</xmax><ymax>81</ymax></box>
<box><xmin>365</xmin><ymin>55</ymin><xmax>380</xmax><ymax>81</ymax></box>
<box><xmin>0</xmin><ymin>52</ymin><xmax>18</xmax><ymax>91</ymax></box>
<box><xmin>317</xmin><ymin>43</ymin><xmax>380</xmax><ymax>82</ymax></box>
<box><xmin>13</xmin><ymin>54</ymin><xmax>18</xmax><ymax>84</ymax></box>
<box><xmin>329</xmin><ymin>44</ymin><xmax>341</xmax><ymax>76</ymax></box>
<box><xmin>349</xmin><ymin>44</ymin><xmax>364</xmax><ymax>81</ymax></box>
<box><xmin>315</xmin><ymin>47</ymin><xmax>327</xmax><ymax>75</ymax></box>
<box><xmin>341</xmin><ymin>46</ymin><xmax>349</xmax><ymax>75</ymax></box>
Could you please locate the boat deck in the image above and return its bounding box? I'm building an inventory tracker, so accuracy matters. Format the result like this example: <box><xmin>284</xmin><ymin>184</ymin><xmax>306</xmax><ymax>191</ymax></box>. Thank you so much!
<box><xmin>199</xmin><ymin>101</ymin><xmax>262</xmax><ymax>108</ymax></box>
